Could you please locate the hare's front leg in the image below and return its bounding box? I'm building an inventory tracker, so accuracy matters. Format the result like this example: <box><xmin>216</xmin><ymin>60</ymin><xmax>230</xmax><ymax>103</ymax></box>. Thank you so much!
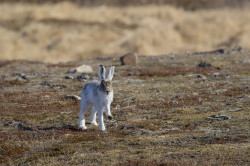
<box><xmin>90</xmin><ymin>106</ymin><xmax>98</xmax><ymax>126</ymax></box>
<box><xmin>79</xmin><ymin>100</ymin><xmax>88</xmax><ymax>129</ymax></box>
<box><xmin>105</xmin><ymin>104</ymin><xmax>113</xmax><ymax>120</ymax></box>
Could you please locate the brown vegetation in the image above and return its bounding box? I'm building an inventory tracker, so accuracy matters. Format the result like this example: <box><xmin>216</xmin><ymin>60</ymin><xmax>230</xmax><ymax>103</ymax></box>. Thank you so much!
<box><xmin>0</xmin><ymin>49</ymin><xmax>249</xmax><ymax>165</ymax></box>
<box><xmin>0</xmin><ymin>2</ymin><xmax>250</xmax><ymax>62</ymax></box>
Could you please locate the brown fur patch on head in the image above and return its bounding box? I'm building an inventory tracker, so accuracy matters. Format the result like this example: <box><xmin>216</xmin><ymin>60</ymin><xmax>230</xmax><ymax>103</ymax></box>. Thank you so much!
<box><xmin>100</xmin><ymin>80</ymin><xmax>113</xmax><ymax>94</ymax></box>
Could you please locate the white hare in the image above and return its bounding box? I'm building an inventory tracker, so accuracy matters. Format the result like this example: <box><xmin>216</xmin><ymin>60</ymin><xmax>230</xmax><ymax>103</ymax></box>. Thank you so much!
<box><xmin>79</xmin><ymin>65</ymin><xmax>115</xmax><ymax>131</ymax></box>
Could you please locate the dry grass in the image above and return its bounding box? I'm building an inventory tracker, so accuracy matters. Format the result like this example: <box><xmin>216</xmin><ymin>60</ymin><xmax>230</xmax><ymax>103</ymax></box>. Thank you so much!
<box><xmin>0</xmin><ymin>2</ymin><xmax>250</xmax><ymax>62</ymax></box>
<box><xmin>0</xmin><ymin>49</ymin><xmax>249</xmax><ymax>165</ymax></box>
<box><xmin>0</xmin><ymin>2</ymin><xmax>249</xmax><ymax>165</ymax></box>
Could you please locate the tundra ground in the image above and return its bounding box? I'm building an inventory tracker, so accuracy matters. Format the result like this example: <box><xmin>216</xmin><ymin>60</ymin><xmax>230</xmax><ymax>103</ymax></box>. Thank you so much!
<box><xmin>0</xmin><ymin>50</ymin><xmax>249</xmax><ymax>165</ymax></box>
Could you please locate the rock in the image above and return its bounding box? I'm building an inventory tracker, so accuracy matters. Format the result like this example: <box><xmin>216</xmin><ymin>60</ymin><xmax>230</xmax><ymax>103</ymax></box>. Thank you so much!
<box><xmin>64</xmin><ymin>76</ymin><xmax>74</xmax><ymax>80</ymax></box>
<box><xmin>199</xmin><ymin>128</ymin><xmax>223</xmax><ymax>135</ymax></box>
<box><xmin>121</xmin><ymin>126</ymin><xmax>135</xmax><ymax>130</ymax></box>
<box><xmin>232</xmin><ymin>46</ymin><xmax>244</xmax><ymax>52</ymax></box>
<box><xmin>165</xmin><ymin>127</ymin><xmax>180</xmax><ymax>131</ymax></box>
<box><xmin>207</xmin><ymin>115</ymin><xmax>231</xmax><ymax>121</ymax></box>
<box><xmin>12</xmin><ymin>73</ymin><xmax>28</xmax><ymax>80</ymax></box>
<box><xmin>197</xmin><ymin>74</ymin><xmax>207</xmax><ymax>80</ymax></box>
<box><xmin>120</xmin><ymin>97</ymin><xmax>136</xmax><ymax>105</ymax></box>
<box><xmin>155</xmin><ymin>89</ymin><xmax>162</xmax><ymax>93</ymax></box>
<box><xmin>4</xmin><ymin>119</ymin><xmax>23</xmax><ymax>127</ymax></box>
<box><xmin>4</xmin><ymin>119</ymin><xmax>33</xmax><ymax>131</ymax></box>
<box><xmin>68</xmin><ymin>68</ymin><xmax>77</xmax><ymax>73</ymax></box>
<box><xmin>214</xmin><ymin>49</ymin><xmax>225</xmax><ymax>54</ymax></box>
<box><xmin>132</xmin><ymin>129</ymin><xmax>152</xmax><ymax>135</ymax></box>
<box><xmin>77</xmin><ymin>74</ymin><xmax>90</xmax><ymax>82</ymax></box>
<box><xmin>40</xmin><ymin>81</ymin><xmax>54</xmax><ymax>87</ymax></box>
<box><xmin>192</xmin><ymin>92</ymin><xmax>199</xmax><ymax>96</ymax></box>
<box><xmin>68</xmin><ymin>65</ymin><xmax>93</xmax><ymax>73</ymax></box>
<box><xmin>192</xmin><ymin>49</ymin><xmax>226</xmax><ymax>55</ymax></box>
<box><xmin>171</xmin><ymin>100</ymin><xmax>178</xmax><ymax>104</ymax></box>
<box><xmin>196</xmin><ymin>61</ymin><xmax>212</xmax><ymax>67</ymax></box>
<box><xmin>64</xmin><ymin>95</ymin><xmax>81</xmax><ymax>101</ymax></box>
<box><xmin>120</xmin><ymin>52</ymin><xmax>138</xmax><ymax>65</ymax></box>
<box><xmin>40</xmin><ymin>81</ymin><xmax>66</xmax><ymax>88</ymax></box>
<box><xmin>212</xmin><ymin>72</ymin><xmax>220</xmax><ymax>77</ymax></box>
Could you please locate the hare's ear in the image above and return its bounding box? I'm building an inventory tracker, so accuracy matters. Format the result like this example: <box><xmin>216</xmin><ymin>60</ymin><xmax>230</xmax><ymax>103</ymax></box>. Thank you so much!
<box><xmin>99</xmin><ymin>65</ymin><xmax>106</xmax><ymax>80</ymax></box>
<box><xmin>106</xmin><ymin>66</ymin><xmax>115</xmax><ymax>81</ymax></box>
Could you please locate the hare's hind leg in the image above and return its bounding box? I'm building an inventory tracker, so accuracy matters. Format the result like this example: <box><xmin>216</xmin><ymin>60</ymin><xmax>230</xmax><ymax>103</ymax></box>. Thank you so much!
<box><xmin>90</xmin><ymin>106</ymin><xmax>98</xmax><ymax>126</ymax></box>
<box><xmin>79</xmin><ymin>99</ymin><xmax>88</xmax><ymax>129</ymax></box>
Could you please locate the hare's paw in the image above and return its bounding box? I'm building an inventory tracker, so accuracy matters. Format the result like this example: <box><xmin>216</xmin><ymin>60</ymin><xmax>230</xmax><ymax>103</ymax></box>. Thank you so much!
<box><xmin>79</xmin><ymin>125</ymin><xmax>87</xmax><ymax>130</ymax></box>
<box><xmin>100</xmin><ymin>125</ymin><xmax>106</xmax><ymax>131</ymax></box>
<box><xmin>90</xmin><ymin>121</ymin><xmax>98</xmax><ymax>126</ymax></box>
<box><xmin>79</xmin><ymin>122</ymin><xmax>87</xmax><ymax>130</ymax></box>
<box><xmin>107</xmin><ymin>115</ymin><xmax>113</xmax><ymax>120</ymax></box>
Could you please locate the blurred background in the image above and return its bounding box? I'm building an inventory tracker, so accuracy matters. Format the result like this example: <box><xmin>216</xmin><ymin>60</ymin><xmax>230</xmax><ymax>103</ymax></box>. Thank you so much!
<box><xmin>0</xmin><ymin>0</ymin><xmax>250</xmax><ymax>63</ymax></box>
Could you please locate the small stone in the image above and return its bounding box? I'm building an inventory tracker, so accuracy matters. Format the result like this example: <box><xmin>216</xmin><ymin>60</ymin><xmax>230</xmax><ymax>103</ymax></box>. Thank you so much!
<box><xmin>64</xmin><ymin>76</ymin><xmax>74</xmax><ymax>80</ymax></box>
<box><xmin>12</xmin><ymin>73</ymin><xmax>28</xmax><ymax>80</ymax></box>
<box><xmin>155</xmin><ymin>89</ymin><xmax>161</xmax><ymax>93</ymax></box>
<box><xmin>68</xmin><ymin>68</ymin><xmax>77</xmax><ymax>73</ymax></box>
<box><xmin>192</xmin><ymin>92</ymin><xmax>199</xmax><ymax>96</ymax></box>
<box><xmin>215</xmin><ymin>49</ymin><xmax>225</xmax><ymax>54</ymax></box>
<box><xmin>197</xmin><ymin>74</ymin><xmax>207</xmax><ymax>80</ymax></box>
<box><xmin>165</xmin><ymin>127</ymin><xmax>180</xmax><ymax>131</ymax></box>
<box><xmin>232</xmin><ymin>46</ymin><xmax>244</xmax><ymax>52</ymax></box>
<box><xmin>40</xmin><ymin>81</ymin><xmax>54</xmax><ymax>87</ymax></box>
<box><xmin>132</xmin><ymin>129</ymin><xmax>152</xmax><ymax>135</ymax></box>
<box><xmin>68</xmin><ymin>64</ymin><xmax>93</xmax><ymax>73</ymax></box>
<box><xmin>77</xmin><ymin>74</ymin><xmax>90</xmax><ymax>82</ymax></box>
<box><xmin>64</xmin><ymin>95</ymin><xmax>81</xmax><ymax>101</ymax></box>
<box><xmin>207</xmin><ymin>115</ymin><xmax>231</xmax><ymax>121</ymax></box>
<box><xmin>120</xmin><ymin>52</ymin><xmax>138</xmax><ymax>65</ymax></box>
<box><xmin>212</xmin><ymin>72</ymin><xmax>220</xmax><ymax>77</ymax></box>
<box><xmin>171</xmin><ymin>100</ymin><xmax>178</xmax><ymax>104</ymax></box>
<box><xmin>4</xmin><ymin>119</ymin><xmax>23</xmax><ymax>127</ymax></box>
<box><xmin>196</xmin><ymin>61</ymin><xmax>212</xmax><ymax>67</ymax></box>
<box><xmin>120</xmin><ymin>97</ymin><xmax>136</xmax><ymax>105</ymax></box>
<box><xmin>121</xmin><ymin>126</ymin><xmax>135</xmax><ymax>130</ymax></box>
<box><xmin>40</xmin><ymin>81</ymin><xmax>66</xmax><ymax>89</ymax></box>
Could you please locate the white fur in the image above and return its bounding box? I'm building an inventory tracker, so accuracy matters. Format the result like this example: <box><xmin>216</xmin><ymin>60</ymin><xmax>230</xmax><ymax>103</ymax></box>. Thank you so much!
<box><xmin>79</xmin><ymin>65</ymin><xmax>115</xmax><ymax>131</ymax></box>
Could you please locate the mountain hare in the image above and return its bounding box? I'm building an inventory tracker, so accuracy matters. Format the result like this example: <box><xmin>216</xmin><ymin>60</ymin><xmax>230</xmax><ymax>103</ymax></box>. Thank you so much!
<box><xmin>79</xmin><ymin>65</ymin><xmax>115</xmax><ymax>131</ymax></box>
